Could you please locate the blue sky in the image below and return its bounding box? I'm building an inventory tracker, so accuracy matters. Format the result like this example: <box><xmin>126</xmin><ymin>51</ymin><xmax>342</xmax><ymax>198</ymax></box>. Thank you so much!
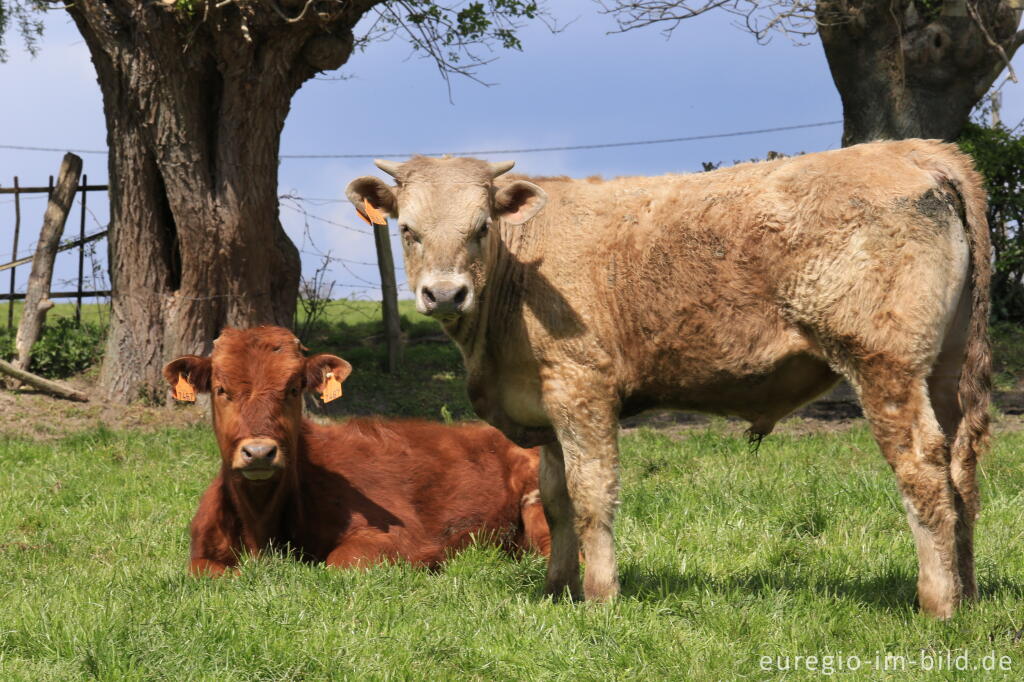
<box><xmin>1</xmin><ymin>1</ymin><xmax>1023</xmax><ymax>300</ymax></box>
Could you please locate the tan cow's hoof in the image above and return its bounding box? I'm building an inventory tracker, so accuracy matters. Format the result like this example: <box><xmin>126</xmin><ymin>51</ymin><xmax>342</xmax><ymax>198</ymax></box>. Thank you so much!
<box><xmin>918</xmin><ymin>594</ymin><xmax>957</xmax><ymax>620</ymax></box>
<box><xmin>584</xmin><ymin>578</ymin><xmax>620</xmax><ymax>603</ymax></box>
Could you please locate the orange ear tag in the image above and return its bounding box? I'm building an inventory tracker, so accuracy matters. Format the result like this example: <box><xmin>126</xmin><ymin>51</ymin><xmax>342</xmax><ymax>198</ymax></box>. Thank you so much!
<box><xmin>320</xmin><ymin>372</ymin><xmax>343</xmax><ymax>404</ymax></box>
<box><xmin>363</xmin><ymin>199</ymin><xmax>388</xmax><ymax>226</ymax></box>
<box><xmin>173</xmin><ymin>373</ymin><xmax>196</xmax><ymax>403</ymax></box>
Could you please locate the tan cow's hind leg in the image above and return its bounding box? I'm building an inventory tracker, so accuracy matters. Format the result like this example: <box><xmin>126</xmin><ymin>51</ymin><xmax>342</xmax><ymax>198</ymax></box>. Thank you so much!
<box><xmin>540</xmin><ymin>443</ymin><xmax>582</xmax><ymax>600</ymax></box>
<box><xmin>929</xmin><ymin>359</ymin><xmax>979</xmax><ymax>602</ymax></box>
<box><xmin>857</xmin><ymin>362</ymin><xmax>962</xmax><ymax>618</ymax></box>
<box><xmin>927</xmin><ymin>280</ymin><xmax>982</xmax><ymax>602</ymax></box>
<box><xmin>949</xmin><ymin>442</ymin><xmax>980</xmax><ymax>602</ymax></box>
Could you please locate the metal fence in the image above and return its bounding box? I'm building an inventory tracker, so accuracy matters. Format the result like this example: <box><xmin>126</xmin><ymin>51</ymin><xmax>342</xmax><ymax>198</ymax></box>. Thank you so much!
<box><xmin>0</xmin><ymin>175</ymin><xmax>110</xmax><ymax>330</ymax></box>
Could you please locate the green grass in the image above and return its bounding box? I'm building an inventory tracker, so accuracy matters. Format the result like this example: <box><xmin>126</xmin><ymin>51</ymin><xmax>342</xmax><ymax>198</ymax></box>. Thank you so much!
<box><xmin>0</xmin><ymin>300</ymin><xmax>109</xmax><ymax>330</ymax></box>
<box><xmin>2</xmin><ymin>424</ymin><xmax>1023</xmax><ymax>680</ymax></box>
<box><xmin>297</xmin><ymin>299</ymin><xmax>476</xmax><ymax>421</ymax></box>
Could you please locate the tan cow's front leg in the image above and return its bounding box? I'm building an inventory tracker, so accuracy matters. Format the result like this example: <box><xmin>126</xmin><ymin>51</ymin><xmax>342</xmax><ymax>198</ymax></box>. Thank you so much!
<box><xmin>543</xmin><ymin>381</ymin><xmax>621</xmax><ymax>602</ymax></box>
<box><xmin>539</xmin><ymin>442</ymin><xmax>582</xmax><ymax>599</ymax></box>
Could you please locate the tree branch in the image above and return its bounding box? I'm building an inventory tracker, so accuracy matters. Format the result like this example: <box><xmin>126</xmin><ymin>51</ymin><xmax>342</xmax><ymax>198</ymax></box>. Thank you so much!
<box><xmin>596</xmin><ymin>0</ymin><xmax>821</xmax><ymax>43</ymax></box>
<box><xmin>969</xmin><ymin>1</ymin><xmax>1016</xmax><ymax>81</ymax></box>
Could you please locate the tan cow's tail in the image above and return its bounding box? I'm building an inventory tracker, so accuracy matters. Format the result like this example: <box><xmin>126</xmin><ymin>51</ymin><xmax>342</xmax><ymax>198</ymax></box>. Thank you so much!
<box><xmin>944</xmin><ymin>146</ymin><xmax>993</xmax><ymax>473</ymax></box>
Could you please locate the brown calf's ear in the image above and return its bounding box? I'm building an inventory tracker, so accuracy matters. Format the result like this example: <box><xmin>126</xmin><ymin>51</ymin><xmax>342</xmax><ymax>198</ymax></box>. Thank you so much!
<box><xmin>305</xmin><ymin>354</ymin><xmax>353</xmax><ymax>404</ymax></box>
<box><xmin>346</xmin><ymin>176</ymin><xmax>398</xmax><ymax>222</ymax></box>
<box><xmin>162</xmin><ymin>356</ymin><xmax>212</xmax><ymax>402</ymax></box>
<box><xmin>494</xmin><ymin>180</ymin><xmax>547</xmax><ymax>225</ymax></box>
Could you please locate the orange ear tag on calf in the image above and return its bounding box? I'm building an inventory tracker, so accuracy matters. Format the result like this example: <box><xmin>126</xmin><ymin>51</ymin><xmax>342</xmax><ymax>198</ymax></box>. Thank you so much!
<box><xmin>173</xmin><ymin>373</ymin><xmax>196</xmax><ymax>403</ymax></box>
<box><xmin>321</xmin><ymin>372</ymin><xmax>343</xmax><ymax>404</ymax></box>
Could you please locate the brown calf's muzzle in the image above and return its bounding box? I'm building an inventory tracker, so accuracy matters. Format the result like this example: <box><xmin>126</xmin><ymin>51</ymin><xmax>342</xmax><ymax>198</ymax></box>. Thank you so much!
<box><xmin>233</xmin><ymin>437</ymin><xmax>284</xmax><ymax>481</ymax></box>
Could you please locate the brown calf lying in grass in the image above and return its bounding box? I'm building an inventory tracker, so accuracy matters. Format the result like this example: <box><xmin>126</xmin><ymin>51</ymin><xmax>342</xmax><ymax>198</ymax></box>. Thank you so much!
<box><xmin>164</xmin><ymin>325</ymin><xmax>550</xmax><ymax>575</ymax></box>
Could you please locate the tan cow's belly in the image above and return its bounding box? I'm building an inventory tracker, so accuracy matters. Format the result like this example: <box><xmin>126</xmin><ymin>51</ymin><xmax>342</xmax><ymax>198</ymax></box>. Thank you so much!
<box><xmin>621</xmin><ymin>352</ymin><xmax>840</xmax><ymax>434</ymax></box>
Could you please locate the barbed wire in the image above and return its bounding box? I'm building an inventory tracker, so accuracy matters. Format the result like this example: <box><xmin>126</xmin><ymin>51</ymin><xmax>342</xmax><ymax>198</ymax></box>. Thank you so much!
<box><xmin>0</xmin><ymin>120</ymin><xmax>842</xmax><ymax>159</ymax></box>
<box><xmin>2</xmin><ymin>118</ymin><xmax>829</xmax><ymax>306</ymax></box>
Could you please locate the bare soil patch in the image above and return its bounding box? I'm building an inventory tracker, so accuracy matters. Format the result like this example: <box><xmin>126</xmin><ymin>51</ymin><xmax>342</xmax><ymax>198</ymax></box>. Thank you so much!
<box><xmin>1</xmin><ymin>377</ymin><xmax>1022</xmax><ymax>441</ymax></box>
<box><xmin>0</xmin><ymin>383</ymin><xmax>206</xmax><ymax>441</ymax></box>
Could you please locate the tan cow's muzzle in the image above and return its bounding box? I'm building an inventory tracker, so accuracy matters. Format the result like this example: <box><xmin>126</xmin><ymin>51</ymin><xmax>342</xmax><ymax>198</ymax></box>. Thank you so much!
<box><xmin>417</xmin><ymin>276</ymin><xmax>474</xmax><ymax>319</ymax></box>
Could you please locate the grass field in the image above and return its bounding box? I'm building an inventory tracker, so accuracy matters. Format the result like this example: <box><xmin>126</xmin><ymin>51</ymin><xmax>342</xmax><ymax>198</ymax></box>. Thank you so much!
<box><xmin>1</xmin><ymin>422</ymin><xmax>1022</xmax><ymax>680</ymax></box>
<box><xmin>1</xmin><ymin>300</ymin><xmax>1022</xmax><ymax>678</ymax></box>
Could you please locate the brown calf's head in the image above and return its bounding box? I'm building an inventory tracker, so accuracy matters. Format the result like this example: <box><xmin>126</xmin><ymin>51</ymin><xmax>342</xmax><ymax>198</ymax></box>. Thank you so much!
<box><xmin>346</xmin><ymin>156</ymin><xmax>547</xmax><ymax>321</ymax></box>
<box><xmin>162</xmin><ymin>326</ymin><xmax>351</xmax><ymax>482</ymax></box>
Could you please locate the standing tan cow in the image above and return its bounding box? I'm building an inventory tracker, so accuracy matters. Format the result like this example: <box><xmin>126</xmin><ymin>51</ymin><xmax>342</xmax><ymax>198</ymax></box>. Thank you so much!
<box><xmin>346</xmin><ymin>140</ymin><xmax>991</xmax><ymax>618</ymax></box>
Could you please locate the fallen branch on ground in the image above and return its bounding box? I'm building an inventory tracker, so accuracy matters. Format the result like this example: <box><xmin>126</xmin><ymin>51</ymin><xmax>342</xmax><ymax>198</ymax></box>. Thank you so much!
<box><xmin>0</xmin><ymin>359</ymin><xmax>90</xmax><ymax>402</ymax></box>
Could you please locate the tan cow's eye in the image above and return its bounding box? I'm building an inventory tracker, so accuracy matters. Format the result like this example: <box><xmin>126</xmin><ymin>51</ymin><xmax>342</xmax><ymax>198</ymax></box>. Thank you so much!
<box><xmin>401</xmin><ymin>225</ymin><xmax>420</xmax><ymax>245</ymax></box>
<box><xmin>477</xmin><ymin>222</ymin><xmax>489</xmax><ymax>239</ymax></box>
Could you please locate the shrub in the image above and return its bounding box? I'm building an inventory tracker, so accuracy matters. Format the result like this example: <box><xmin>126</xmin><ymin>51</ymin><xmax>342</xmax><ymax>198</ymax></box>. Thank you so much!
<box><xmin>958</xmin><ymin>122</ymin><xmax>1024</xmax><ymax>322</ymax></box>
<box><xmin>29</xmin><ymin>317</ymin><xmax>106</xmax><ymax>379</ymax></box>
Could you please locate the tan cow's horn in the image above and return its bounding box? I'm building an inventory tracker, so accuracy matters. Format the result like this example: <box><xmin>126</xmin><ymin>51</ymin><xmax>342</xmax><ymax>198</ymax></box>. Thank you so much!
<box><xmin>489</xmin><ymin>160</ymin><xmax>515</xmax><ymax>178</ymax></box>
<box><xmin>374</xmin><ymin>159</ymin><xmax>402</xmax><ymax>178</ymax></box>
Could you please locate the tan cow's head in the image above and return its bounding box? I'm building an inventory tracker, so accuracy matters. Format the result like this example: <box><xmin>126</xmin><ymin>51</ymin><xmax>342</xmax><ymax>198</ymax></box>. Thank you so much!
<box><xmin>346</xmin><ymin>156</ymin><xmax>546</xmax><ymax>320</ymax></box>
<box><xmin>162</xmin><ymin>326</ymin><xmax>350</xmax><ymax>483</ymax></box>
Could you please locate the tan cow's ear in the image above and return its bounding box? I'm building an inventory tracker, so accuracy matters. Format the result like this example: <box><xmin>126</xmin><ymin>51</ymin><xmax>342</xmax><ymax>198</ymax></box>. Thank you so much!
<box><xmin>162</xmin><ymin>355</ymin><xmax>212</xmax><ymax>400</ymax></box>
<box><xmin>345</xmin><ymin>177</ymin><xmax>398</xmax><ymax>220</ymax></box>
<box><xmin>494</xmin><ymin>180</ymin><xmax>547</xmax><ymax>225</ymax></box>
<box><xmin>305</xmin><ymin>354</ymin><xmax>353</xmax><ymax>402</ymax></box>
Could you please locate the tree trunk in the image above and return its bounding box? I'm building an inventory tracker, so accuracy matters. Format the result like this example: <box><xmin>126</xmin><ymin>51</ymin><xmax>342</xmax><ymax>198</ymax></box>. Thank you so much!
<box><xmin>64</xmin><ymin>1</ymin><xmax>366</xmax><ymax>402</ymax></box>
<box><xmin>817</xmin><ymin>0</ymin><xmax>1024</xmax><ymax>145</ymax></box>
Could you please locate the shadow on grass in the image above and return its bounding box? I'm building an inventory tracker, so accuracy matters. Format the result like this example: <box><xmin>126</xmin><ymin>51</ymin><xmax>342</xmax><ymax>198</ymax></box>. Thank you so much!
<box><xmin>617</xmin><ymin>563</ymin><xmax>1024</xmax><ymax>612</ymax></box>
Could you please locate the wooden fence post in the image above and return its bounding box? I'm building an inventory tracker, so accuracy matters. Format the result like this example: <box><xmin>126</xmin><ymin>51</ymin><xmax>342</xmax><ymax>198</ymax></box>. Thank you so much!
<box><xmin>8</xmin><ymin>176</ymin><xmax>20</xmax><ymax>331</ymax></box>
<box><xmin>76</xmin><ymin>173</ymin><xmax>87</xmax><ymax>324</ymax></box>
<box><xmin>373</xmin><ymin>223</ymin><xmax>402</xmax><ymax>372</ymax></box>
<box><xmin>12</xmin><ymin>153</ymin><xmax>83</xmax><ymax>374</ymax></box>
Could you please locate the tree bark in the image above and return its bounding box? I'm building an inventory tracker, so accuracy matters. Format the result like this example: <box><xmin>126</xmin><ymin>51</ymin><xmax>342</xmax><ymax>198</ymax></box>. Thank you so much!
<box><xmin>817</xmin><ymin>0</ymin><xmax>1023</xmax><ymax>145</ymax></box>
<box><xmin>13</xmin><ymin>153</ymin><xmax>82</xmax><ymax>375</ymax></box>
<box><xmin>63</xmin><ymin>1</ymin><xmax>371</xmax><ymax>402</ymax></box>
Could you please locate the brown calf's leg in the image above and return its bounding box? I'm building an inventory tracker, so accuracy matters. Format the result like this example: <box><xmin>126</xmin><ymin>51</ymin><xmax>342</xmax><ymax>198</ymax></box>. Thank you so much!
<box><xmin>189</xmin><ymin>557</ymin><xmax>234</xmax><ymax>576</ymax></box>
<box><xmin>540</xmin><ymin>443</ymin><xmax>582</xmax><ymax>600</ymax></box>
<box><xmin>858</xmin><ymin>364</ymin><xmax>962</xmax><ymax>618</ymax></box>
<box><xmin>326</xmin><ymin>529</ymin><xmax>400</xmax><ymax>568</ymax></box>
<box><xmin>520</xmin><ymin>489</ymin><xmax>552</xmax><ymax>556</ymax></box>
